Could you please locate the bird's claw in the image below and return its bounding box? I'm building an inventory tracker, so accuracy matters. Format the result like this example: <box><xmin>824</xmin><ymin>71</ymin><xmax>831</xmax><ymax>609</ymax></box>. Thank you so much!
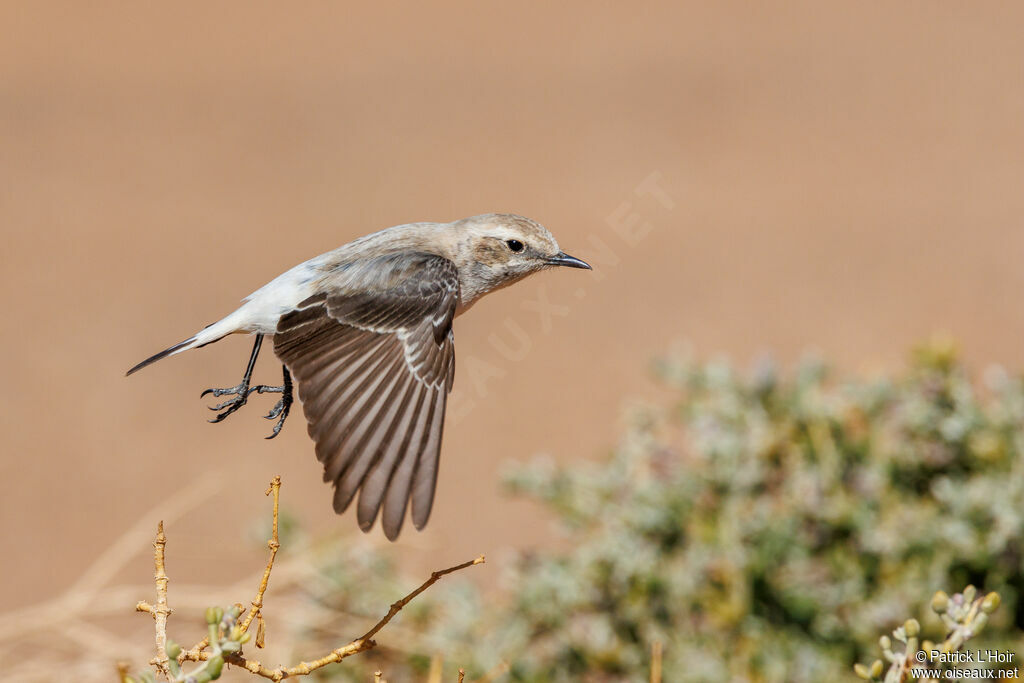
<box><xmin>202</xmin><ymin>383</ymin><xmax>252</xmax><ymax>422</ymax></box>
<box><xmin>264</xmin><ymin>399</ymin><xmax>286</xmax><ymax>420</ymax></box>
<box><xmin>263</xmin><ymin>395</ymin><xmax>292</xmax><ymax>440</ymax></box>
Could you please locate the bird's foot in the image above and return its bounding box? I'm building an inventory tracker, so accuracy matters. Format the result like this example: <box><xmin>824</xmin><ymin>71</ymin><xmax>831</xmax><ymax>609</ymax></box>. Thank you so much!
<box><xmin>201</xmin><ymin>362</ymin><xmax>293</xmax><ymax>438</ymax></box>
<box><xmin>201</xmin><ymin>382</ymin><xmax>254</xmax><ymax>423</ymax></box>
<box><xmin>259</xmin><ymin>387</ymin><xmax>293</xmax><ymax>440</ymax></box>
<box><xmin>256</xmin><ymin>367</ymin><xmax>294</xmax><ymax>439</ymax></box>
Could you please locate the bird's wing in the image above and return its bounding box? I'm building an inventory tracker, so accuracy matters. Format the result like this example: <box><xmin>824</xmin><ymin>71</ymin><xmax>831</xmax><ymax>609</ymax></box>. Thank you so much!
<box><xmin>273</xmin><ymin>252</ymin><xmax>458</xmax><ymax>540</ymax></box>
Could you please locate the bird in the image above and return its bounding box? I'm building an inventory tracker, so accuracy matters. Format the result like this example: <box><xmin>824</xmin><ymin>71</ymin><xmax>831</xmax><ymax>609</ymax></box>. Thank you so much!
<box><xmin>127</xmin><ymin>213</ymin><xmax>591</xmax><ymax>540</ymax></box>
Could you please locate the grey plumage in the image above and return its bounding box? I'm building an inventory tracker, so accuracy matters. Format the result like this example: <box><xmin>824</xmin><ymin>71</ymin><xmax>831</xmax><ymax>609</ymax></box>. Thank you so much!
<box><xmin>127</xmin><ymin>213</ymin><xmax>590</xmax><ymax>540</ymax></box>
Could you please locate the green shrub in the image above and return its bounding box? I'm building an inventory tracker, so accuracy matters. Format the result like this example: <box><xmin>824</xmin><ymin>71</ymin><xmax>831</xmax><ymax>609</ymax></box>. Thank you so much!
<box><xmin>304</xmin><ymin>341</ymin><xmax>1024</xmax><ymax>681</ymax></box>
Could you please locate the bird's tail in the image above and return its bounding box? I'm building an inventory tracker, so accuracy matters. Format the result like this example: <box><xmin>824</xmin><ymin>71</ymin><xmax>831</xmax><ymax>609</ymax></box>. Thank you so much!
<box><xmin>126</xmin><ymin>311</ymin><xmax>246</xmax><ymax>376</ymax></box>
<box><xmin>125</xmin><ymin>337</ymin><xmax>199</xmax><ymax>376</ymax></box>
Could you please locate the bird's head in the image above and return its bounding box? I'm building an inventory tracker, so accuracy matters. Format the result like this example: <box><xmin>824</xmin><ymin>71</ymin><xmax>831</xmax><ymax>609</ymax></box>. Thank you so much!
<box><xmin>451</xmin><ymin>213</ymin><xmax>591</xmax><ymax>301</ymax></box>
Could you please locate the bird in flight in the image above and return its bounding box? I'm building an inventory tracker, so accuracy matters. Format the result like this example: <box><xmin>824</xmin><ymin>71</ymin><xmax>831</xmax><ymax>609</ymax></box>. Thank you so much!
<box><xmin>127</xmin><ymin>214</ymin><xmax>591</xmax><ymax>540</ymax></box>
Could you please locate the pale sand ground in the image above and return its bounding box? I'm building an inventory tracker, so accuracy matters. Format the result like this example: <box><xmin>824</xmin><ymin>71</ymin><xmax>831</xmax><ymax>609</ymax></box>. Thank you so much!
<box><xmin>2</xmin><ymin>1</ymin><xmax>1024</xmax><ymax>632</ymax></box>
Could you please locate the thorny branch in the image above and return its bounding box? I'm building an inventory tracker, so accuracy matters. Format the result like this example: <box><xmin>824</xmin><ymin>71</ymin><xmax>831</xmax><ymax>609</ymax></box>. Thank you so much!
<box><xmin>129</xmin><ymin>476</ymin><xmax>485</xmax><ymax>682</ymax></box>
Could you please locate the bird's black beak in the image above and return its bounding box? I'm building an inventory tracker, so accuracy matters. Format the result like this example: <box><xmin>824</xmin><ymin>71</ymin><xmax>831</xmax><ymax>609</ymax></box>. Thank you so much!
<box><xmin>546</xmin><ymin>251</ymin><xmax>592</xmax><ymax>270</ymax></box>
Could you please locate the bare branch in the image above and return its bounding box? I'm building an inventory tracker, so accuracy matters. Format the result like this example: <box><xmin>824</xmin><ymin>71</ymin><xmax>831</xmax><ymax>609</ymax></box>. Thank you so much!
<box><xmin>142</xmin><ymin>521</ymin><xmax>172</xmax><ymax>678</ymax></box>
<box><xmin>179</xmin><ymin>635</ymin><xmax>209</xmax><ymax>663</ymax></box>
<box><xmin>127</xmin><ymin>476</ymin><xmax>484</xmax><ymax>682</ymax></box>
<box><xmin>363</xmin><ymin>555</ymin><xmax>485</xmax><ymax>645</ymax></box>
<box><xmin>238</xmin><ymin>476</ymin><xmax>282</xmax><ymax>638</ymax></box>
<box><xmin>215</xmin><ymin>555</ymin><xmax>484</xmax><ymax>680</ymax></box>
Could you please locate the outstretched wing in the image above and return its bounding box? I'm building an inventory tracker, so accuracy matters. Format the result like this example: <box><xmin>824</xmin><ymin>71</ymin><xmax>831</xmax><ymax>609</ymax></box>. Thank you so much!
<box><xmin>273</xmin><ymin>252</ymin><xmax>458</xmax><ymax>540</ymax></box>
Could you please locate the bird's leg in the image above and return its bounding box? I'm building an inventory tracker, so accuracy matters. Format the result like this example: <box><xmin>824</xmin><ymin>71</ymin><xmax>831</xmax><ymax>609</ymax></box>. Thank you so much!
<box><xmin>201</xmin><ymin>335</ymin><xmax>264</xmax><ymax>423</ymax></box>
<box><xmin>251</xmin><ymin>365</ymin><xmax>293</xmax><ymax>440</ymax></box>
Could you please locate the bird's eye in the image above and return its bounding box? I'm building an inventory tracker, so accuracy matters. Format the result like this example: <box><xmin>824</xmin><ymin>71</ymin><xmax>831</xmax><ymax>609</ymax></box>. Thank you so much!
<box><xmin>506</xmin><ymin>239</ymin><xmax>524</xmax><ymax>253</ymax></box>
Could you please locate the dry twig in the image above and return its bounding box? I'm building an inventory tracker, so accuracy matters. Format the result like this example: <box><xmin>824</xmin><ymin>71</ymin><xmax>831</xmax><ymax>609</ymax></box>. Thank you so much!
<box><xmin>134</xmin><ymin>521</ymin><xmax>172</xmax><ymax>676</ymax></box>
<box><xmin>240</xmin><ymin>476</ymin><xmax>282</xmax><ymax>637</ymax></box>
<box><xmin>178</xmin><ymin>476</ymin><xmax>284</xmax><ymax>667</ymax></box>
<box><xmin>129</xmin><ymin>476</ymin><xmax>484</xmax><ymax>682</ymax></box>
<box><xmin>212</xmin><ymin>554</ymin><xmax>485</xmax><ymax>681</ymax></box>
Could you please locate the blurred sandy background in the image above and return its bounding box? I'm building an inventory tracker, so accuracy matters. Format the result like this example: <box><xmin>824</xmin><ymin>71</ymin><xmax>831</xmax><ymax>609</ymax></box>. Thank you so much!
<box><xmin>2</xmin><ymin>0</ymin><xmax>1024</xmax><ymax>663</ymax></box>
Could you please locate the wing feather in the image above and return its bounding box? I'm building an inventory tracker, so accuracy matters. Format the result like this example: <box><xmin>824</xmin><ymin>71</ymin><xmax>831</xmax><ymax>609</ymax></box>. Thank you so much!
<box><xmin>330</xmin><ymin>356</ymin><xmax>412</xmax><ymax>484</ymax></box>
<box><xmin>313</xmin><ymin>339</ymin><xmax>404</xmax><ymax>464</ymax></box>
<box><xmin>410</xmin><ymin>385</ymin><xmax>449</xmax><ymax>529</ymax></box>
<box><xmin>361</xmin><ymin>380</ymin><xmax>434</xmax><ymax>535</ymax></box>
<box><xmin>274</xmin><ymin>252</ymin><xmax>459</xmax><ymax>539</ymax></box>
<box><xmin>379</xmin><ymin>389</ymin><xmax>436</xmax><ymax>538</ymax></box>
<box><xmin>334</xmin><ymin>373</ymin><xmax>421</xmax><ymax>514</ymax></box>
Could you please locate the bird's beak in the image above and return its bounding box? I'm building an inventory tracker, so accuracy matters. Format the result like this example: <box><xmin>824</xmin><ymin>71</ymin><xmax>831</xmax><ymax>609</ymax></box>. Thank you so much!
<box><xmin>546</xmin><ymin>251</ymin><xmax>592</xmax><ymax>270</ymax></box>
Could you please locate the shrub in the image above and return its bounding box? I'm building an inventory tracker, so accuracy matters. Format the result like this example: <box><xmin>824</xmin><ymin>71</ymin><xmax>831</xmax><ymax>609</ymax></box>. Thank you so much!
<box><xmin>301</xmin><ymin>341</ymin><xmax>1024</xmax><ymax>681</ymax></box>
